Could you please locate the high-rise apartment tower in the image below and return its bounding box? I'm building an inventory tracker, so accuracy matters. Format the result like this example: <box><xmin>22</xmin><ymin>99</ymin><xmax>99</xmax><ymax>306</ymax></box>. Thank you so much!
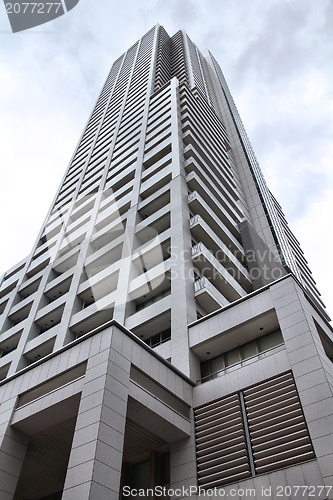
<box><xmin>1</xmin><ymin>25</ymin><xmax>332</xmax><ymax>500</ymax></box>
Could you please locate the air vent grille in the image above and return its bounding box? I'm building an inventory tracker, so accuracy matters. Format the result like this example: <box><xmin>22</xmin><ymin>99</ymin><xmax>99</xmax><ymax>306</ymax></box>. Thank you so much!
<box><xmin>194</xmin><ymin>393</ymin><xmax>251</xmax><ymax>488</ymax></box>
<box><xmin>194</xmin><ymin>372</ymin><xmax>315</xmax><ymax>488</ymax></box>
<box><xmin>244</xmin><ymin>372</ymin><xmax>315</xmax><ymax>474</ymax></box>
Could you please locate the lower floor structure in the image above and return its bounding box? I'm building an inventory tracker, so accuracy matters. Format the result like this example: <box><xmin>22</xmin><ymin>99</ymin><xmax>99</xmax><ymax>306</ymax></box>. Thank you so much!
<box><xmin>0</xmin><ymin>275</ymin><xmax>332</xmax><ymax>499</ymax></box>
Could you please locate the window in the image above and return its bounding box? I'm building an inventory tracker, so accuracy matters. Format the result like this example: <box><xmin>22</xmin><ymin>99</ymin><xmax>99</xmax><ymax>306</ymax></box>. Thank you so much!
<box><xmin>200</xmin><ymin>330</ymin><xmax>284</xmax><ymax>382</ymax></box>
<box><xmin>136</xmin><ymin>288</ymin><xmax>171</xmax><ymax>312</ymax></box>
<box><xmin>144</xmin><ymin>328</ymin><xmax>171</xmax><ymax>347</ymax></box>
<box><xmin>194</xmin><ymin>372</ymin><xmax>315</xmax><ymax>489</ymax></box>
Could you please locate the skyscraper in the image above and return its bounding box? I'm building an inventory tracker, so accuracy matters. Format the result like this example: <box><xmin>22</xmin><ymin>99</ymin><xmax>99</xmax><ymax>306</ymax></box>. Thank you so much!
<box><xmin>0</xmin><ymin>24</ymin><xmax>332</xmax><ymax>499</ymax></box>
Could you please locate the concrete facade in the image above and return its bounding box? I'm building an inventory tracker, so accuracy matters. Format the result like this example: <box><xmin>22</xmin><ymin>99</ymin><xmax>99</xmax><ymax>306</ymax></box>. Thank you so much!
<box><xmin>0</xmin><ymin>25</ymin><xmax>332</xmax><ymax>499</ymax></box>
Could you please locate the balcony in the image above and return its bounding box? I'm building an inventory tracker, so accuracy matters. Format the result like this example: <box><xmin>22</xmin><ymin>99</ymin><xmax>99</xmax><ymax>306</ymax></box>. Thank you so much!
<box><xmin>8</xmin><ymin>300</ymin><xmax>33</xmax><ymax>327</ymax></box>
<box><xmin>18</xmin><ymin>276</ymin><xmax>42</xmax><ymax>301</ymax></box>
<box><xmin>0</xmin><ymin>328</ymin><xmax>22</xmax><ymax>359</ymax></box>
<box><xmin>135</xmin><ymin>209</ymin><xmax>171</xmax><ymax>247</ymax></box>
<box><xmin>125</xmin><ymin>298</ymin><xmax>171</xmax><ymax>338</ymax></box>
<box><xmin>69</xmin><ymin>291</ymin><xmax>115</xmax><ymax>336</ymax></box>
<box><xmin>53</xmin><ymin>248</ymin><xmax>80</xmax><ymax>275</ymax></box>
<box><xmin>132</xmin><ymin>233</ymin><xmax>170</xmax><ymax>273</ymax></box>
<box><xmin>44</xmin><ymin>275</ymin><xmax>73</xmax><ymax>303</ymax></box>
<box><xmin>85</xmin><ymin>243</ymin><xmax>123</xmax><ymax>278</ymax></box>
<box><xmin>64</xmin><ymin>214</ymin><xmax>91</xmax><ymax>240</ymax></box>
<box><xmin>99</xmin><ymin>186</ymin><xmax>128</xmax><ymax>211</ymax></box>
<box><xmin>143</xmin><ymin>140</ymin><xmax>172</xmax><ymax>169</ymax></box>
<box><xmin>33</xmin><ymin>237</ymin><xmax>57</xmax><ymax>261</ymax></box>
<box><xmin>140</xmin><ymin>163</ymin><xmax>172</xmax><ymax>200</ymax></box>
<box><xmin>23</xmin><ymin>335</ymin><xmax>56</xmax><ymax>363</ymax></box>
<box><xmin>141</xmin><ymin>152</ymin><xmax>172</xmax><ymax>179</ymax></box>
<box><xmin>0</xmin><ymin>322</ymin><xmax>25</xmax><ymax>345</ymax></box>
<box><xmin>58</xmin><ymin>227</ymin><xmax>87</xmax><ymax>256</ymax></box>
<box><xmin>35</xmin><ymin>301</ymin><xmax>65</xmax><ymax>332</ymax></box>
<box><xmin>78</xmin><ymin>269</ymin><xmax>119</xmax><ymax>305</ymax></box>
<box><xmin>89</xmin><ymin>223</ymin><xmax>125</xmax><ymax>253</ymax></box>
<box><xmin>106</xmin><ymin>164</ymin><xmax>136</xmax><ymax>197</ymax></box>
<box><xmin>95</xmin><ymin>201</ymin><xmax>129</xmax><ymax>234</ymax></box>
<box><xmin>138</xmin><ymin>186</ymin><xmax>170</xmax><ymax>219</ymax></box>
<box><xmin>186</xmin><ymin>171</ymin><xmax>241</xmax><ymax>236</ymax></box>
<box><xmin>104</xmin><ymin>176</ymin><xmax>134</xmax><ymax>202</ymax></box>
<box><xmin>0</xmin><ymin>279</ymin><xmax>19</xmax><ymax>300</ymax></box>
<box><xmin>182</xmin><ymin>119</ymin><xmax>232</xmax><ymax>181</ymax></box>
<box><xmin>192</xmin><ymin>243</ymin><xmax>246</xmax><ymax>302</ymax></box>
<box><xmin>129</xmin><ymin>260</ymin><xmax>171</xmax><ymax>301</ymax></box>
<box><xmin>41</xmin><ymin>217</ymin><xmax>63</xmax><ymax>243</ymax></box>
<box><xmin>194</xmin><ymin>277</ymin><xmax>229</xmax><ymax>314</ymax></box>
<box><xmin>26</xmin><ymin>252</ymin><xmax>50</xmax><ymax>279</ymax></box>
<box><xmin>183</xmin><ymin>138</ymin><xmax>238</xmax><ymax>201</ymax></box>
<box><xmin>188</xmin><ymin>191</ymin><xmax>243</xmax><ymax>255</ymax></box>
<box><xmin>189</xmin><ymin>215</ymin><xmax>251</xmax><ymax>292</ymax></box>
<box><xmin>70</xmin><ymin>197</ymin><xmax>95</xmax><ymax>222</ymax></box>
<box><xmin>0</xmin><ymin>359</ymin><xmax>11</xmax><ymax>380</ymax></box>
<box><xmin>91</xmin><ymin>216</ymin><xmax>126</xmax><ymax>250</ymax></box>
<box><xmin>0</xmin><ymin>298</ymin><xmax>8</xmax><ymax>315</ymax></box>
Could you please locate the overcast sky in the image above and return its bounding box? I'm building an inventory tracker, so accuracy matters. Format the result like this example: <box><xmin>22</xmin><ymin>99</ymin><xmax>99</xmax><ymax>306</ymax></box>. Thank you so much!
<box><xmin>0</xmin><ymin>0</ymin><xmax>332</xmax><ymax>316</ymax></box>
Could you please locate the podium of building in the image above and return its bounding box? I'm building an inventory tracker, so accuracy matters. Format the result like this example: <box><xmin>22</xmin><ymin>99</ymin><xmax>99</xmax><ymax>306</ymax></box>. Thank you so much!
<box><xmin>0</xmin><ymin>25</ymin><xmax>332</xmax><ymax>500</ymax></box>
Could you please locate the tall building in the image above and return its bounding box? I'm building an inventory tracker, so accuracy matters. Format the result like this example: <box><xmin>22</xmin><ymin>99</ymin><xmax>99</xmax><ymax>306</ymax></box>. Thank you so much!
<box><xmin>0</xmin><ymin>25</ymin><xmax>332</xmax><ymax>500</ymax></box>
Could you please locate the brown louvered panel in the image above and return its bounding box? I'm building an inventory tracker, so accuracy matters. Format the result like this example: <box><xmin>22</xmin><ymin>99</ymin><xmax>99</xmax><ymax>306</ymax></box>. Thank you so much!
<box><xmin>196</xmin><ymin>413</ymin><xmax>243</xmax><ymax>441</ymax></box>
<box><xmin>198</xmin><ymin>461</ymin><xmax>250</xmax><ymax>489</ymax></box>
<box><xmin>244</xmin><ymin>372</ymin><xmax>315</xmax><ymax>475</ymax></box>
<box><xmin>194</xmin><ymin>393</ymin><xmax>251</xmax><ymax>488</ymax></box>
<box><xmin>255</xmin><ymin>449</ymin><xmax>316</xmax><ymax>474</ymax></box>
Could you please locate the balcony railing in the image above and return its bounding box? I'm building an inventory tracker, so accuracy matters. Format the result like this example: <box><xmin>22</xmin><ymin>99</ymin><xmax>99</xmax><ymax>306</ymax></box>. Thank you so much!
<box><xmin>191</xmin><ymin>242</ymin><xmax>247</xmax><ymax>301</ymax></box>
<box><xmin>194</xmin><ymin>276</ymin><xmax>229</xmax><ymax>309</ymax></box>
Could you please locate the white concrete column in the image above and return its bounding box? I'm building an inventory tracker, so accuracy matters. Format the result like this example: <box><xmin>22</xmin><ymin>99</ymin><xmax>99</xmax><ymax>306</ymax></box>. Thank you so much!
<box><xmin>270</xmin><ymin>277</ymin><xmax>333</xmax><ymax>488</ymax></box>
<box><xmin>62</xmin><ymin>326</ymin><xmax>131</xmax><ymax>499</ymax></box>
<box><xmin>0</xmin><ymin>398</ymin><xmax>29</xmax><ymax>500</ymax></box>
<box><xmin>169</xmin><ymin>78</ymin><xmax>198</xmax><ymax>379</ymax></box>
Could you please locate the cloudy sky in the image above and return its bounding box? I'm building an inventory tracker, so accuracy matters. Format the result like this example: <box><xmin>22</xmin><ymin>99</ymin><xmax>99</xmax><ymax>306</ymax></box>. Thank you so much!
<box><xmin>0</xmin><ymin>0</ymin><xmax>332</xmax><ymax>315</ymax></box>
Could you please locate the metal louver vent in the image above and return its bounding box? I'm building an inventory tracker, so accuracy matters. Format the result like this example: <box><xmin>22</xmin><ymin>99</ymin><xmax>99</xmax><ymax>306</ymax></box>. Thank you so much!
<box><xmin>194</xmin><ymin>393</ymin><xmax>251</xmax><ymax>488</ymax></box>
<box><xmin>244</xmin><ymin>371</ymin><xmax>315</xmax><ymax>474</ymax></box>
<box><xmin>194</xmin><ymin>372</ymin><xmax>315</xmax><ymax>488</ymax></box>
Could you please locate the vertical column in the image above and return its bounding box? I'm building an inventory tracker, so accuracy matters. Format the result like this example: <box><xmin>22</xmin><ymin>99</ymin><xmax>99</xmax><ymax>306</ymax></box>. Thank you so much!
<box><xmin>170</xmin><ymin>417</ymin><xmax>197</xmax><ymax>495</ymax></box>
<box><xmin>0</xmin><ymin>396</ymin><xmax>29</xmax><ymax>500</ymax></box>
<box><xmin>62</xmin><ymin>326</ymin><xmax>131</xmax><ymax>500</ymax></box>
<box><xmin>270</xmin><ymin>277</ymin><xmax>333</xmax><ymax>488</ymax></box>
<box><xmin>169</xmin><ymin>78</ymin><xmax>197</xmax><ymax>378</ymax></box>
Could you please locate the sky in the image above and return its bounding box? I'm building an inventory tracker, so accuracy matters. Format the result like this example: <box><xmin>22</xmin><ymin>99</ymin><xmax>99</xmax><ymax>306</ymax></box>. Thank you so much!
<box><xmin>0</xmin><ymin>0</ymin><xmax>332</xmax><ymax>316</ymax></box>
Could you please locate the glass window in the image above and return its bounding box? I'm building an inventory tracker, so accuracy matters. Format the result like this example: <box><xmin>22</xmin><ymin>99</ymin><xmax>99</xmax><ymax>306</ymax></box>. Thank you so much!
<box><xmin>225</xmin><ymin>348</ymin><xmax>240</xmax><ymax>368</ymax></box>
<box><xmin>161</xmin><ymin>328</ymin><xmax>171</xmax><ymax>341</ymax></box>
<box><xmin>200</xmin><ymin>330</ymin><xmax>284</xmax><ymax>383</ymax></box>
<box><xmin>258</xmin><ymin>330</ymin><xmax>283</xmax><ymax>353</ymax></box>
<box><xmin>210</xmin><ymin>356</ymin><xmax>224</xmax><ymax>374</ymax></box>
<box><xmin>201</xmin><ymin>361</ymin><xmax>211</xmax><ymax>379</ymax></box>
<box><xmin>150</xmin><ymin>333</ymin><xmax>161</xmax><ymax>347</ymax></box>
<box><xmin>241</xmin><ymin>342</ymin><xmax>257</xmax><ymax>361</ymax></box>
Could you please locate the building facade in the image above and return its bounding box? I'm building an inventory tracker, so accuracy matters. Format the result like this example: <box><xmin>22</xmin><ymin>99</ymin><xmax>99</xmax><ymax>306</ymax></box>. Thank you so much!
<box><xmin>0</xmin><ymin>25</ymin><xmax>332</xmax><ymax>500</ymax></box>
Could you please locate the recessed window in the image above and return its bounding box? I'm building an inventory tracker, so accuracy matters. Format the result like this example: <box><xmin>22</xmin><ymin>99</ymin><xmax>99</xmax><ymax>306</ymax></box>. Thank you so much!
<box><xmin>200</xmin><ymin>330</ymin><xmax>284</xmax><ymax>382</ymax></box>
<box><xmin>144</xmin><ymin>328</ymin><xmax>171</xmax><ymax>347</ymax></box>
<box><xmin>136</xmin><ymin>288</ymin><xmax>171</xmax><ymax>313</ymax></box>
